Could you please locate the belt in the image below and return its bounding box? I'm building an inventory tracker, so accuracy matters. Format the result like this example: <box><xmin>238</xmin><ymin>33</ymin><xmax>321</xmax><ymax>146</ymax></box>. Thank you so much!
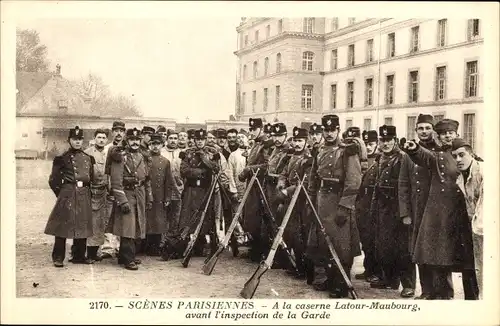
<box><xmin>266</xmin><ymin>173</ymin><xmax>280</xmax><ymax>183</ymax></box>
<box><xmin>319</xmin><ymin>178</ymin><xmax>343</xmax><ymax>192</ymax></box>
<box><xmin>123</xmin><ymin>180</ymin><xmax>145</xmax><ymax>190</ymax></box>
<box><xmin>185</xmin><ymin>178</ymin><xmax>210</xmax><ymax>188</ymax></box>
<box><xmin>63</xmin><ymin>180</ymin><xmax>90</xmax><ymax>188</ymax></box>
<box><xmin>91</xmin><ymin>184</ymin><xmax>107</xmax><ymax>190</ymax></box>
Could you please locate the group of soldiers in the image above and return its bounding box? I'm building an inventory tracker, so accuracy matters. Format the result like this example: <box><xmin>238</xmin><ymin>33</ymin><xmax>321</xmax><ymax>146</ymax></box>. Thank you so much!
<box><xmin>44</xmin><ymin>112</ymin><xmax>483</xmax><ymax>300</ymax></box>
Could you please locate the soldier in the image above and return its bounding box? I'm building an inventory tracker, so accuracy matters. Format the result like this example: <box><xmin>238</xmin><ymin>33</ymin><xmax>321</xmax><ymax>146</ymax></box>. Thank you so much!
<box><xmin>277</xmin><ymin>126</ymin><xmax>313</xmax><ymax>277</ymax></box>
<box><xmin>403</xmin><ymin>119</ymin><xmax>476</xmax><ymax>299</ymax></box>
<box><xmin>84</xmin><ymin>128</ymin><xmax>110</xmax><ymax>261</ymax></box>
<box><xmin>344</xmin><ymin>127</ymin><xmax>369</xmax><ymax>173</ymax></box>
<box><xmin>354</xmin><ymin>130</ymin><xmax>381</xmax><ymax>282</ymax></box>
<box><xmin>45</xmin><ymin>126</ymin><xmax>95</xmax><ymax>267</ymax></box>
<box><xmin>307</xmin><ymin>114</ymin><xmax>362</xmax><ymax>298</ymax></box>
<box><xmin>146</xmin><ymin>134</ymin><xmax>179</xmax><ymax>256</ymax></box>
<box><xmin>226</xmin><ymin>128</ymin><xmax>240</xmax><ymax>153</ymax></box>
<box><xmin>368</xmin><ymin>125</ymin><xmax>416</xmax><ymax>298</ymax></box>
<box><xmin>309</xmin><ymin>123</ymin><xmax>324</xmax><ymax>158</ymax></box>
<box><xmin>263</xmin><ymin>123</ymin><xmax>273</xmax><ymax>137</ymax></box>
<box><xmin>157</xmin><ymin>125</ymin><xmax>168</xmax><ymax>144</ymax></box>
<box><xmin>101</xmin><ymin>121</ymin><xmax>126</xmax><ymax>259</ymax></box>
<box><xmin>398</xmin><ymin>114</ymin><xmax>439</xmax><ymax>299</ymax></box>
<box><xmin>187</xmin><ymin>129</ymin><xmax>196</xmax><ymax>149</ymax></box>
<box><xmin>215</xmin><ymin>128</ymin><xmax>232</xmax><ymax>160</ymax></box>
<box><xmin>238</xmin><ymin>118</ymin><xmax>272</xmax><ymax>262</ymax></box>
<box><xmin>177</xmin><ymin>129</ymin><xmax>189</xmax><ymax>151</ymax></box>
<box><xmin>179</xmin><ymin>129</ymin><xmax>222</xmax><ymax>257</ymax></box>
<box><xmin>108</xmin><ymin>128</ymin><xmax>153</xmax><ymax>270</ymax></box>
<box><xmin>140</xmin><ymin>126</ymin><xmax>155</xmax><ymax>157</ymax></box>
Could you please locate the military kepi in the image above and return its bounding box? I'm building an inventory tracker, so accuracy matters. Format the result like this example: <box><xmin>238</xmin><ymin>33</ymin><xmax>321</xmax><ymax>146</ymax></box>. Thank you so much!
<box><xmin>187</xmin><ymin>129</ymin><xmax>196</xmax><ymax>139</ymax></box>
<box><xmin>142</xmin><ymin>126</ymin><xmax>155</xmax><ymax>135</ymax></box>
<box><xmin>112</xmin><ymin>121</ymin><xmax>126</xmax><ymax>130</ymax></box>
<box><xmin>150</xmin><ymin>133</ymin><xmax>164</xmax><ymax>144</ymax></box>
<box><xmin>249</xmin><ymin>118</ymin><xmax>263</xmax><ymax>130</ymax></box>
<box><xmin>215</xmin><ymin>128</ymin><xmax>227</xmax><ymax>139</ymax></box>
<box><xmin>126</xmin><ymin>128</ymin><xmax>141</xmax><ymax>139</ymax></box>
<box><xmin>194</xmin><ymin>129</ymin><xmax>207</xmax><ymax>139</ymax></box>
<box><xmin>271</xmin><ymin>123</ymin><xmax>287</xmax><ymax>136</ymax></box>
<box><xmin>263</xmin><ymin>123</ymin><xmax>273</xmax><ymax>134</ymax></box>
<box><xmin>309</xmin><ymin>123</ymin><xmax>323</xmax><ymax>134</ymax></box>
<box><xmin>292</xmin><ymin>127</ymin><xmax>308</xmax><ymax>139</ymax></box>
<box><xmin>417</xmin><ymin>114</ymin><xmax>434</xmax><ymax>126</ymax></box>
<box><xmin>379</xmin><ymin>125</ymin><xmax>397</xmax><ymax>139</ymax></box>
<box><xmin>69</xmin><ymin>126</ymin><xmax>84</xmax><ymax>139</ymax></box>
<box><xmin>321</xmin><ymin>114</ymin><xmax>340</xmax><ymax>131</ymax></box>
<box><xmin>363</xmin><ymin>130</ymin><xmax>378</xmax><ymax>142</ymax></box>
<box><xmin>346</xmin><ymin>126</ymin><xmax>361</xmax><ymax>138</ymax></box>
<box><xmin>434</xmin><ymin>119</ymin><xmax>459</xmax><ymax>134</ymax></box>
<box><xmin>451</xmin><ymin>138</ymin><xmax>471</xmax><ymax>151</ymax></box>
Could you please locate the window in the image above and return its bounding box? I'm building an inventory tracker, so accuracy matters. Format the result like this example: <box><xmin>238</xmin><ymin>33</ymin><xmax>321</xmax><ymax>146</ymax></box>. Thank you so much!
<box><xmin>465</xmin><ymin>61</ymin><xmax>478</xmax><ymax>97</ymax></box>
<box><xmin>266</xmin><ymin>25</ymin><xmax>271</xmax><ymax>39</ymax></box>
<box><xmin>387</xmin><ymin>33</ymin><xmax>395</xmax><ymax>58</ymax></box>
<box><xmin>58</xmin><ymin>100</ymin><xmax>68</xmax><ymax>109</ymax></box>
<box><xmin>253</xmin><ymin>61</ymin><xmax>258</xmax><ymax>78</ymax></box>
<box><xmin>386</xmin><ymin>74</ymin><xmax>395</xmax><ymax>104</ymax></box>
<box><xmin>22</xmin><ymin>133</ymin><xmax>28</xmax><ymax>138</ymax></box>
<box><xmin>302</xmin><ymin>51</ymin><xmax>314</xmax><ymax>71</ymax></box>
<box><xmin>463</xmin><ymin>113</ymin><xmax>476</xmax><ymax>149</ymax></box>
<box><xmin>437</xmin><ymin>19</ymin><xmax>447</xmax><ymax>47</ymax></box>
<box><xmin>264</xmin><ymin>57</ymin><xmax>269</xmax><ymax>76</ymax></box>
<box><xmin>252</xmin><ymin>91</ymin><xmax>256</xmax><ymax>112</ymax></box>
<box><xmin>331</xmin><ymin>49</ymin><xmax>338</xmax><ymax>70</ymax></box>
<box><xmin>365</xmin><ymin>78</ymin><xmax>373</xmax><ymax>106</ymax></box>
<box><xmin>467</xmin><ymin>19</ymin><xmax>480</xmax><ymax>41</ymax></box>
<box><xmin>408</xmin><ymin>70</ymin><xmax>419</xmax><ymax>102</ymax></box>
<box><xmin>243</xmin><ymin>65</ymin><xmax>247</xmax><ymax>80</ymax></box>
<box><xmin>345</xmin><ymin>119</ymin><xmax>353</xmax><ymax>128</ymax></box>
<box><xmin>303</xmin><ymin>18</ymin><xmax>315</xmax><ymax>33</ymax></box>
<box><xmin>410</xmin><ymin>26</ymin><xmax>419</xmax><ymax>53</ymax></box>
<box><xmin>435</xmin><ymin>66</ymin><xmax>447</xmax><ymax>100</ymax></box>
<box><xmin>434</xmin><ymin>114</ymin><xmax>445</xmax><ymax>123</ymax></box>
<box><xmin>407</xmin><ymin>116</ymin><xmax>417</xmax><ymax>139</ymax></box>
<box><xmin>278</xmin><ymin>19</ymin><xmax>283</xmax><ymax>34</ymax></box>
<box><xmin>263</xmin><ymin>88</ymin><xmax>268</xmax><ymax>111</ymax></box>
<box><xmin>366</xmin><ymin>39</ymin><xmax>374</xmax><ymax>62</ymax></box>
<box><xmin>332</xmin><ymin>18</ymin><xmax>338</xmax><ymax>31</ymax></box>
<box><xmin>275</xmin><ymin>86</ymin><xmax>280</xmax><ymax>111</ymax></box>
<box><xmin>384</xmin><ymin>117</ymin><xmax>393</xmax><ymax>126</ymax></box>
<box><xmin>363</xmin><ymin>118</ymin><xmax>372</xmax><ymax>131</ymax></box>
<box><xmin>244</xmin><ymin>35</ymin><xmax>248</xmax><ymax>46</ymax></box>
<box><xmin>347</xmin><ymin>81</ymin><xmax>354</xmax><ymax>109</ymax></box>
<box><xmin>301</xmin><ymin>85</ymin><xmax>313</xmax><ymax>111</ymax></box>
<box><xmin>255</xmin><ymin>30</ymin><xmax>259</xmax><ymax>43</ymax></box>
<box><xmin>276</xmin><ymin>53</ymin><xmax>282</xmax><ymax>73</ymax></box>
<box><xmin>330</xmin><ymin>84</ymin><xmax>337</xmax><ymax>110</ymax></box>
<box><xmin>348</xmin><ymin>18</ymin><xmax>356</xmax><ymax>25</ymax></box>
<box><xmin>348</xmin><ymin>44</ymin><xmax>355</xmax><ymax>67</ymax></box>
<box><xmin>241</xmin><ymin>92</ymin><xmax>246</xmax><ymax>113</ymax></box>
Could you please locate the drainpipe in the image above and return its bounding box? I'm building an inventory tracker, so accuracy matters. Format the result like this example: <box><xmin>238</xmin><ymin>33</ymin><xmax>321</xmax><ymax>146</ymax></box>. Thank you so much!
<box><xmin>376</xmin><ymin>19</ymin><xmax>382</xmax><ymax>128</ymax></box>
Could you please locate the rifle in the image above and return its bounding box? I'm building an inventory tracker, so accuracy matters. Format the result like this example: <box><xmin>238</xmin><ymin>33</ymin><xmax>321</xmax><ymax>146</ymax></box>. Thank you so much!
<box><xmin>240</xmin><ymin>174</ymin><xmax>306</xmax><ymax>299</ymax></box>
<box><xmin>201</xmin><ymin>169</ymin><xmax>260</xmax><ymax>275</ymax></box>
<box><xmin>181</xmin><ymin>172</ymin><xmax>221</xmax><ymax>268</ymax></box>
<box><xmin>254</xmin><ymin>177</ymin><xmax>297</xmax><ymax>274</ymax></box>
<box><xmin>300</xmin><ymin>183</ymin><xmax>359</xmax><ymax>300</ymax></box>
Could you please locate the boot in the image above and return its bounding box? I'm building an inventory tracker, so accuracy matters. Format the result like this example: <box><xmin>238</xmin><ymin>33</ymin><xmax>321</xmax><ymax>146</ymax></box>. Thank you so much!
<box><xmin>305</xmin><ymin>257</ymin><xmax>315</xmax><ymax>285</ymax></box>
<box><xmin>87</xmin><ymin>246</ymin><xmax>102</xmax><ymax>262</ymax></box>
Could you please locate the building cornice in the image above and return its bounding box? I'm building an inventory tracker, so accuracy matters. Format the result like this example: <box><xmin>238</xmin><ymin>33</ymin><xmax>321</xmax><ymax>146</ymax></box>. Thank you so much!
<box><xmin>240</xmin><ymin>70</ymin><xmax>323</xmax><ymax>84</ymax></box>
<box><xmin>324</xmin><ymin>18</ymin><xmax>392</xmax><ymax>41</ymax></box>
<box><xmin>235</xmin><ymin>31</ymin><xmax>324</xmax><ymax>57</ymax></box>
<box><xmin>327</xmin><ymin>97</ymin><xmax>483</xmax><ymax>114</ymax></box>
<box><xmin>236</xmin><ymin>18</ymin><xmax>272</xmax><ymax>33</ymax></box>
<box><xmin>323</xmin><ymin>38</ymin><xmax>484</xmax><ymax>76</ymax></box>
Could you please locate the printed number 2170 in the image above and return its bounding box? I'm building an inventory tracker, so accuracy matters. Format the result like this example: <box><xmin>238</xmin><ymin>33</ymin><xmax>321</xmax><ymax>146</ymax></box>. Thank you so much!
<box><xmin>89</xmin><ymin>301</ymin><xmax>110</xmax><ymax>309</ymax></box>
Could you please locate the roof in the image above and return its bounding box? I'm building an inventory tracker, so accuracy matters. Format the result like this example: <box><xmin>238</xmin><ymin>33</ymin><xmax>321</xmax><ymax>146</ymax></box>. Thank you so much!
<box><xmin>16</xmin><ymin>71</ymin><xmax>53</xmax><ymax>112</ymax></box>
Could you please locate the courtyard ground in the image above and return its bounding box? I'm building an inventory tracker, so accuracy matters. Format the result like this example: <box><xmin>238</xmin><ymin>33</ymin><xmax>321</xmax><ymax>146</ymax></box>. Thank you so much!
<box><xmin>15</xmin><ymin>160</ymin><xmax>465</xmax><ymax>299</ymax></box>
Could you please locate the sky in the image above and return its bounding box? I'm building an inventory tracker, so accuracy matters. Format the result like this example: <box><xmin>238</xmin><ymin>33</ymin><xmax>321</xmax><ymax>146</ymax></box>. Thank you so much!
<box><xmin>17</xmin><ymin>18</ymin><xmax>241</xmax><ymax>123</ymax></box>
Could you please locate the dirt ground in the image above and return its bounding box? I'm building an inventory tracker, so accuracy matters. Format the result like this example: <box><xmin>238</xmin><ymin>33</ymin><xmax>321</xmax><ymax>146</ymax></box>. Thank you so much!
<box><xmin>15</xmin><ymin>160</ymin><xmax>465</xmax><ymax>299</ymax></box>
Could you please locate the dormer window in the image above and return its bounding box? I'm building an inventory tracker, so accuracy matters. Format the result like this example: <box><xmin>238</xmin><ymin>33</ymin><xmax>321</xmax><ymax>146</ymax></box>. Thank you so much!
<box><xmin>58</xmin><ymin>100</ymin><xmax>68</xmax><ymax>109</ymax></box>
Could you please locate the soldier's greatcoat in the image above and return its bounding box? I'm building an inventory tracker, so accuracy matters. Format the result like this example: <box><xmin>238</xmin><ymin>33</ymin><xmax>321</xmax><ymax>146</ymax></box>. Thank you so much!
<box><xmin>84</xmin><ymin>146</ymin><xmax>109</xmax><ymax>246</ymax></box>
<box><xmin>369</xmin><ymin>149</ymin><xmax>413</xmax><ymax>265</ymax></box>
<box><xmin>307</xmin><ymin>141</ymin><xmax>362</xmax><ymax>266</ymax></box>
<box><xmin>266</xmin><ymin>143</ymin><xmax>292</xmax><ymax>222</ymax></box>
<box><xmin>147</xmin><ymin>152</ymin><xmax>179</xmax><ymax>234</ymax></box>
<box><xmin>406</xmin><ymin>144</ymin><xmax>474</xmax><ymax>270</ymax></box>
<box><xmin>108</xmin><ymin>149</ymin><xmax>153</xmax><ymax>239</ymax></box>
<box><xmin>238</xmin><ymin>134</ymin><xmax>272</xmax><ymax>235</ymax></box>
<box><xmin>45</xmin><ymin>148</ymin><xmax>95</xmax><ymax>239</ymax></box>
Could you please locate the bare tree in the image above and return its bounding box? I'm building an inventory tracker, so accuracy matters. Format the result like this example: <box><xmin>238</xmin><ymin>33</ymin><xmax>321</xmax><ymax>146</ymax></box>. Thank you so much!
<box><xmin>16</xmin><ymin>28</ymin><xmax>50</xmax><ymax>72</ymax></box>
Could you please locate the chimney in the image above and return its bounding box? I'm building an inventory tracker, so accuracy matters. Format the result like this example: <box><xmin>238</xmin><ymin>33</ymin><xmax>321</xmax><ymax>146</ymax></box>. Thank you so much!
<box><xmin>55</xmin><ymin>64</ymin><xmax>61</xmax><ymax>76</ymax></box>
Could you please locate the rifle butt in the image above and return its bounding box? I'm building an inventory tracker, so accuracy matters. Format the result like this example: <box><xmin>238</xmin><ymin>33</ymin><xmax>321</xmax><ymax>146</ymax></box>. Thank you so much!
<box><xmin>181</xmin><ymin>248</ymin><xmax>193</xmax><ymax>268</ymax></box>
<box><xmin>240</xmin><ymin>263</ymin><xmax>269</xmax><ymax>299</ymax></box>
<box><xmin>202</xmin><ymin>246</ymin><xmax>223</xmax><ymax>275</ymax></box>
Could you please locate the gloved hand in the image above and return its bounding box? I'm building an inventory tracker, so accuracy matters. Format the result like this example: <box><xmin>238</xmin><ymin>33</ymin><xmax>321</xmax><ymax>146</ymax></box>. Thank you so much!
<box><xmin>335</xmin><ymin>206</ymin><xmax>350</xmax><ymax>227</ymax></box>
<box><xmin>276</xmin><ymin>188</ymin><xmax>288</xmax><ymax>203</ymax></box>
<box><xmin>229</xmin><ymin>192</ymin><xmax>239</xmax><ymax>204</ymax></box>
<box><xmin>277</xmin><ymin>204</ymin><xmax>286</xmax><ymax>214</ymax></box>
<box><xmin>238</xmin><ymin>168</ymin><xmax>249</xmax><ymax>182</ymax></box>
<box><xmin>402</xmin><ymin>216</ymin><xmax>412</xmax><ymax>225</ymax></box>
<box><xmin>146</xmin><ymin>201</ymin><xmax>153</xmax><ymax>211</ymax></box>
<box><xmin>120</xmin><ymin>202</ymin><xmax>131</xmax><ymax>214</ymax></box>
<box><xmin>164</xmin><ymin>201</ymin><xmax>171</xmax><ymax>209</ymax></box>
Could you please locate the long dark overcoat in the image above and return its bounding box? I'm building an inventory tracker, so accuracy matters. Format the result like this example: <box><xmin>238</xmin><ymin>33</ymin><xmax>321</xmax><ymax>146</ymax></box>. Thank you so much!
<box><xmin>45</xmin><ymin>149</ymin><xmax>94</xmax><ymax>239</ymax></box>
<box><xmin>306</xmin><ymin>143</ymin><xmax>362</xmax><ymax>266</ymax></box>
<box><xmin>406</xmin><ymin>145</ymin><xmax>474</xmax><ymax>270</ymax></box>
<box><xmin>107</xmin><ymin>150</ymin><xmax>152</xmax><ymax>239</ymax></box>
<box><xmin>265</xmin><ymin>144</ymin><xmax>291</xmax><ymax>224</ymax></box>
